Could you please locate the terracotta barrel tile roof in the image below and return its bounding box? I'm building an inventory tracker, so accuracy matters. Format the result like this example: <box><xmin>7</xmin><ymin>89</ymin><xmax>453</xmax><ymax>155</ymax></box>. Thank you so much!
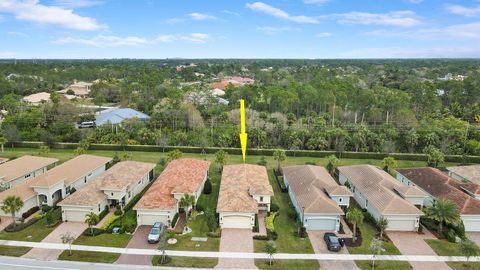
<box><xmin>217</xmin><ymin>164</ymin><xmax>273</xmax><ymax>213</ymax></box>
<box><xmin>134</xmin><ymin>159</ymin><xmax>210</xmax><ymax>210</ymax></box>
<box><xmin>338</xmin><ymin>165</ymin><xmax>424</xmax><ymax>216</ymax></box>
<box><xmin>397</xmin><ymin>167</ymin><xmax>480</xmax><ymax>215</ymax></box>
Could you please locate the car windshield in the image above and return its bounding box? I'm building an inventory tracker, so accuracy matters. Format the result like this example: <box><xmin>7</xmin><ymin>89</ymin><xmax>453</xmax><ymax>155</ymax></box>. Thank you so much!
<box><xmin>150</xmin><ymin>228</ymin><xmax>159</xmax><ymax>235</ymax></box>
<box><xmin>328</xmin><ymin>236</ymin><xmax>339</xmax><ymax>244</ymax></box>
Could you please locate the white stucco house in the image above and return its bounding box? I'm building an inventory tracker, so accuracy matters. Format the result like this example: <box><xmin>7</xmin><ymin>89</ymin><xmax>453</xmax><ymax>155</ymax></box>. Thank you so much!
<box><xmin>216</xmin><ymin>164</ymin><xmax>274</xmax><ymax>229</ymax></box>
<box><xmin>58</xmin><ymin>161</ymin><xmax>155</xmax><ymax>222</ymax></box>
<box><xmin>338</xmin><ymin>165</ymin><xmax>427</xmax><ymax>231</ymax></box>
<box><xmin>0</xmin><ymin>155</ymin><xmax>58</xmax><ymax>190</ymax></box>
<box><xmin>283</xmin><ymin>165</ymin><xmax>352</xmax><ymax>231</ymax></box>
<box><xmin>134</xmin><ymin>158</ymin><xmax>210</xmax><ymax>226</ymax></box>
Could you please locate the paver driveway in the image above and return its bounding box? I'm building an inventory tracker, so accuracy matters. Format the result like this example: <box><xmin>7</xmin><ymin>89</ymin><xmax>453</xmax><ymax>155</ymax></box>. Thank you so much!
<box><xmin>0</xmin><ymin>217</ymin><xmax>13</xmax><ymax>231</ymax></box>
<box><xmin>468</xmin><ymin>232</ymin><xmax>480</xmax><ymax>246</ymax></box>
<box><xmin>216</xmin><ymin>228</ymin><xmax>257</xmax><ymax>269</ymax></box>
<box><xmin>388</xmin><ymin>230</ymin><xmax>451</xmax><ymax>270</ymax></box>
<box><xmin>116</xmin><ymin>225</ymin><xmax>159</xmax><ymax>265</ymax></box>
<box><xmin>308</xmin><ymin>231</ymin><xmax>359</xmax><ymax>270</ymax></box>
<box><xmin>23</xmin><ymin>221</ymin><xmax>87</xmax><ymax>261</ymax></box>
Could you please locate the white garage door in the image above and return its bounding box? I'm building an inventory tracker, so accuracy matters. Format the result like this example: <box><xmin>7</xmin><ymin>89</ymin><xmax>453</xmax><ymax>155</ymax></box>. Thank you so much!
<box><xmin>138</xmin><ymin>213</ymin><xmax>169</xmax><ymax>226</ymax></box>
<box><xmin>306</xmin><ymin>217</ymin><xmax>336</xmax><ymax>230</ymax></box>
<box><xmin>387</xmin><ymin>219</ymin><xmax>416</xmax><ymax>231</ymax></box>
<box><xmin>65</xmin><ymin>210</ymin><xmax>90</xmax><ymax>222</ymax></box>
<box><xmin>221</xmin><ymin>215</ymin><xmax>251</xmax><ymax>229</ymax></box>
<box><xmin>463</xmin><ymin>218</ymin><xmax>480</xmax><ymax>232</ymax></box>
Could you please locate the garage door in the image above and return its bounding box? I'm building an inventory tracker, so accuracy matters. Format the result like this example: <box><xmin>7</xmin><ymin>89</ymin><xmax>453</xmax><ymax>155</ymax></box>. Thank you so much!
<box><xmin>463</xmin><ymin>218</ymin><xmax>480</xmax><ymax>232</ymax></box>
<box><xmin>387</xmin><ymin>219</ymin><xmax>416</xmax><ymax>231</ymax></box>
<box><xmin>306</xmin><ymin>217</ymin><xmax>336</xmax><ymax>230</ymax></box>
<box><xmin>221</xmin><ymin>215</ymin><xmax>252</xmax><ymax>229</ymax></box>
<box><xmin>138</xmin><ymin>213</ymin><xmax>169</xmax><ymax>226</ymax></box>
<box><xmin>65</xmin><ymin>210</ymin><xmax>90</xmax><ymax>222</ymax></box>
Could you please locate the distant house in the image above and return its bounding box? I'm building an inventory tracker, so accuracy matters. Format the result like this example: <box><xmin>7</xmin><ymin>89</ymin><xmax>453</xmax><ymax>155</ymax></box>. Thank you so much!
<box><xmin>58</xmin><ymin>80</ymin><xmax>93</xmax><ymax>98</ymax></box>
<box><xmin>447</xmin><ymin>165</ymin><xmax>480</xmax><ymax>185</ymax></box>
<box><xmin>58</xmin><ymin>161</ymin><xmax>155</xmax><ymax>222</ymax></box>
<box><xmin>134</xmin><ymin>158</ymin><xmax>210</xmax><ymax>226</ymax></box>
<box><xmin>283</xmin><ymin>165</ymin><xmax>352</xmax><ymax>231</ymax></box>
<box><xmin>397</xmin><ymin>167</ymin><xmax>480</xmax><ymax>232</ymax></box>
<box><xmin>95</xmin><ymin>108</ymin><xmax>150</xmax><ymax>126</ymax></box>
<box><xmin>217</xmin><ymin>164</ymin><xmax>273</xmax><ymax>229</ymax></box>
<box><xmin>22</xmin><ymin>92</ymin><xmax>51</xmax><ymax>105</ymax></box>
<box><xmin>338</xmin><ymin>165</ymin><xmax>427</xmax><ymax>231</ymax></box>
<box><xmin>0</xmin><ymin>155</ymin><xmax>58</xmax><ymax>190</ymax></box>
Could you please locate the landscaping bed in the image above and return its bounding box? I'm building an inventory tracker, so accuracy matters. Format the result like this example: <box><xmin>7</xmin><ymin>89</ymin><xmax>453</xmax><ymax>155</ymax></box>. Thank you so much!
<box><xmin>0</xmin><ymin>209</ymin><xmax>61</xmax><ymax>242</ymax></box>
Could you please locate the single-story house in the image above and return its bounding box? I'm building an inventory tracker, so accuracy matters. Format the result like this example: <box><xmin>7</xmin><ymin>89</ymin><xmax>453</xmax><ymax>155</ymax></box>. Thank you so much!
<box><xmin>0</xmin><ymin>178</ymin><xmax>39</xmax><ymax>217</ymax></box>
<box><xmin>0</xmin><ymin>155</ymin><xmax>58</xmax><ymax>190</ymax></box>
<box><xmin>338</xmin><ymin>165</ymin><xmax>427</xmax><ymax>231</ymax></box>
<box><xmin>447</xmin><ymin>165</ymin><xmax>480</xmax><ymax>186</ymax></box>
<box><xmin>134</xmin><ymin>158</ymin><xmax>210</xmax><ymax>226</ymax></box>
<box><xmin>58</xmin><ymin>161</ymin><xmax>155</xmax><ymax>222</ymax></box>
<box><xmin>22</xmin><ymin>92</ymin><xmax>51</xmax><ymax>105</ymax></box>
<box><xmin>58</xmin><ymin>80</ymin><xmax>92</xmax><ymax>98</ymax></box>
<box><xmin>95</xmin><ymin>108</ymin><xmax>150</xmax><ymax>126</ymax></box>
<box><xmin>217</xmin><ymin>164</ymin><xmax>273</xmax><ymax>229</ymax></box>
<box><xmin>30</xmin><ymin>155</ymin><xmax>112</xmax><ymax>206</ymax></box>
<box><xmin>283</xmin><ymin>165</ymin><xmax>352</xmax><ymax>231</ymax></box>
<box><xmin>397</xmin><ymin>167</ymin><xmax>480</xmax><ymax>232</ymax></box>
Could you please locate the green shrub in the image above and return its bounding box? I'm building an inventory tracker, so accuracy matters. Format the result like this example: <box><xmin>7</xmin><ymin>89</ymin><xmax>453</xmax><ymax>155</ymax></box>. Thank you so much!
<box><xmin>287</xmin><ymin>207</ymin><xmax>298</xmax><ymax>221</ymax></box>
<box><xmin>445</xmin><ymin>228</ymin><xmax>457</xmax><ymax>243</ymax></box>
<box><xmin>41</xmin><ymin>205</ymin><xmax>52</xmax><ymax>213</ymax></box>
<box><xmin>203</xmin><ymin>179</ymin><xmax>212</xmax><ymax>194</ymax></box>
<box><xmin>253</xmin><ymin>235</ymin><xmax>269</xmax><ymax>240</ymax></box>
<box><xmin>101</xmin><ymin>213</ymin><xmax>122</xmax><ymax>230</ymax></box>
<box><xmin>97</xmin><ymin>206</ymin><xmax>109</xmax><ymax>223</ymax></box>
<box><xmin>114</xmin><ymin>209</ymin><xmax>123</xmax><ymax>216</ymax></box>
<box><xmin>4</xmin><ymin>217</ymin><xmax>40</xmax><ymax>232</ymax></box>
<box><xmin>267</xmin><ymin>230</ymin><xmax>278</xmax><ymax>240</ymax></box>
<box><xmin>270</xmin><ymin>203</ymin><xmax>280</xmax><ymax>212</ymax></box>
<box><xmin>257</xmin><ymin>156</ymin><xmax>268</xmax><ymax>166</ymax></box>
<box><xmin>83</xmin><ymin>228</ymin><xmax>105</xmax><ymax>236</ymax></box>
<box><xmin>171</xmin><ymin>213</ymin><xmax>179</xmax><ymax>228</ymax></box>
<box><xmin>22</xmin><ymin>206</ymin><xmax>39</xmax><ymax>219</ymax></box>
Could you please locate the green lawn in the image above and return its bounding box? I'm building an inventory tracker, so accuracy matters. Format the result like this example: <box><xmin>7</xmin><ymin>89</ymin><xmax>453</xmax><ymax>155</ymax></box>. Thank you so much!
<box><xmin>254</xmin><ymin>170</ymin><xmax>319</xmax><ymax>270</ymax></box>
<box><xmin>0</xmin><ymin>245</ymin><xmax>31</xmax><ymax>257</ymax></box>
<box><xmin>0</xmin><ymin>216</ymin><xmax>59</xmax><ymax>242</ymax></box>
<box><xmin>152</xmin><ymin>255</ymin><xmax>218</xmax><ymax>268</ymax></box>
<box><xmin>426</xmin><ymin>239</ymin><xmax>480</xmax><ymax>270</ymax></box>
<box><xmin>58</xmin><ymin>250</ymin><xmax>120</xmax><ymax>263</ymax></box>
<box><xmin>255</xmin><ymin>259</ymin><xmax>320</xmax><ymax>270</ymax></box>
<box><xmin>73</xmin><ymin>232</ymin><xmax>132</xmax><ymax>248</ymax></box>
<box><xmin>355</xmin><ymin>260</ymin><xmax>413</xmax><ymax>270</ymax></box>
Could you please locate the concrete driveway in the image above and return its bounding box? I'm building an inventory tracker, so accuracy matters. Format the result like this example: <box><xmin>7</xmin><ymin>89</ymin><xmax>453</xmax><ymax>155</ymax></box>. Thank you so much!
<box><xmin>23</xmin><ymin>221</ymin><xmax>87</xmax><ymax>261</ymax></box>
<box><xmin>388</xmin><ymin>230</ymin><xmax>451</xmax><ymax>270</ymax></box>
<box><xmin>308</xmin><ymin>231</ymin><xmax>359</xmax><ymax>270</ymax></box>
<box><xmin>216</xmin><ymin>228</ymin><xmax>257</xmax><ymax>269</ymax></box>
<box><xmin>116</xmin><ymin>225</ymin><xmax>159</xmax><ymax>265</ymax></box>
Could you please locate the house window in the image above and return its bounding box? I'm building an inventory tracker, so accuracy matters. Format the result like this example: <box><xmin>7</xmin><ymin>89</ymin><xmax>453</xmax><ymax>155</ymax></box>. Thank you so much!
<box><xmin>339</xmin><ymin>198</ymin><xmax>342</xmax><ymax>202</ymax></box>
<box><xmin>111</xmin><ymin>192</ymin><xmax>114</xmax><ymax>196</ymax></box>
<box><xmin>84</xmin><ymin>177</ymin><xmax>87</xmax><ymax>183</ymax></box>
<box><xmin>128</xmin><ymin>191</ymin><xmax>132</xmax><ymax>198</ymax></box>
<box><xmin>24</xmin><ymin>174</ymin><xmax>31</xmax><ymax>178</ymax></box>
<box><xmin>66</xmin><ymin>186</ymin><xmax>71</xmax><ymax>194</ymax></box>
<box><xmin>260</xmin><ymin>196</ymin><xmax>263</xmax><ymax>202</ymax></box>
<box><xmin>365</xmin><ymin>200</ymin><xmax>369</xmax><ymax>208</ymax></box>
<box><xmin>138</xmin><ymin>180</ymin><xmax>141</xmax><ymax>184</ymax></box>
<box><xmin>98</xmin><ymin>204</ymin><xmax>101</xmax><ymax>212</ymax></box>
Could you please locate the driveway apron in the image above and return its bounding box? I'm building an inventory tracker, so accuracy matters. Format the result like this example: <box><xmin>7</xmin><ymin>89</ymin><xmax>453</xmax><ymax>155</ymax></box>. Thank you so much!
<box><xmin>216</xmin><ymin>228</ymin><xmax>257</xmax><ymax>269</ymax></box>
<box><xmin>308</xmin><ymin>230</ymin><xmax>360</xmax><ymax>270</ymax></box>
<box><xmin>116</xmin><ymin>225</ymin><xmax>159</xmax><ymax>265</ymax></box>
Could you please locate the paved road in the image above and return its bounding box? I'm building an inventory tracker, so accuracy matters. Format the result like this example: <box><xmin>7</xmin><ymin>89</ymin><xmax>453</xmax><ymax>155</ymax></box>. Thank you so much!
<box><xmin>0</xmin><ymin>255</ymin><xmax>211</xmax><ymax>270</ymax></box>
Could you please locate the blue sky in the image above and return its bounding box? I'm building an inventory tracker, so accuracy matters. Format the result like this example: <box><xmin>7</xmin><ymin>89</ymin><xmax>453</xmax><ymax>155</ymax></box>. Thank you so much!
<box><xmin>1</xmin><ymin>0</ymin><xmax>480</xmax><ymax>58</ymax></box>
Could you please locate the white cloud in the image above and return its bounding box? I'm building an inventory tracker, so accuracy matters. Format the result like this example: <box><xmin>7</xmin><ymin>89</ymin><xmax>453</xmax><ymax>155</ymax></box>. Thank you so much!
<box><xmin>52</xmin><ymin>0</ymin><xmax>104</xmax><ymax>8</ymax></box>
<box><xmin>364</xmin><ymin>22</ymin><xmax>480</xmax><ymax>40</ymax></box>
<box><xmin>246</xmin><ymin>2</ymin><xmax>320</xmax><ymax>24</ymax></box>
<box><xmin>54</xmin><ymin>35</ymin><xmax>148</xmax><ymax>47</ymax></box>
<box><xmin>0</xmin><ymin>0</ymin><xmax>103</xmax><ymax>30</ymax></box>
<box><xmin>222</xmin><ymin>10</ymin><xmax>240</xmax><ymax>16</ymax></box>
<box><xmin>156</xmin><ymin>33</ymin><xmax>211</xmax><ymax>44</ymax></box>
<box><xmin>334</xmin><ymin>11</ymin><xmax>420</xmax><ymax>27</ymax></box>
<box><xmin>303</xmin><ymin>0</ymin><xmax>330</xmax><ymax>5</ymax></box>
<box><xmin>316</xmin><ymin>32</ymin><xmax>332</xmax><ymax>37</ymax></box>
<box><xmin>445</xmin><ymin>4</ymin><xmax>480</xmax><ymax>17</ymax></box>
<box><xmin>188</xmin><ymin>12</ymin><xmax>218</xmax><ymax>21</ymax></box>
<box><xmin>256</xmin><ymin>26</ymin><xmax>299</xmax><ymax>35</ymax></box>
<box><xmin>7</xmin><ymin>31</ymin><xmax>28</xmax><ymax>37</ymax></box>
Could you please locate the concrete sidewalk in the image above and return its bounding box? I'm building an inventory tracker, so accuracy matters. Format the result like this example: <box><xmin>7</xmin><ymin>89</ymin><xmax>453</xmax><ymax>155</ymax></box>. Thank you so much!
<box><xmin>1</xmin><ymin>239</ymin><xmax>480</xmax><ymax>262</ymax></box>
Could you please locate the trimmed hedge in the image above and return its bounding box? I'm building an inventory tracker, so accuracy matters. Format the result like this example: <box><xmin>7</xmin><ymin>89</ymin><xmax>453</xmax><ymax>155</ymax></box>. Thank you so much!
<box><xmin>171</xmin><ymin>213</ymin><xmax>179</xmax><ymax>228</ymax></box>
<box><xmin>83</xmin><ymin>228</ymin><xmax>105</xmax><ymax>236</ymax></box>
<box><xmin>5</xmin><ymin>217</ymin><xmax>40</xmax><ymax>232</ymax></box>
<box><xmin>21</xmin><ymin>206</ymin><xmax>39</xmax><ymax>219</ymax></box>
<box><xmin>11</xmin><ymin>141</ymin><xmax>480</xmax><ymax>163</ymax></box>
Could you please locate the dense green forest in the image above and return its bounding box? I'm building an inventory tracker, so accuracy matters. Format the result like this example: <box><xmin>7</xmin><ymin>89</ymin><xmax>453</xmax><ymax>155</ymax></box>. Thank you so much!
<box><xmin>0</xmin><ymin>59</ymin><xmax>479</xmax><ymax>156</ymax></box>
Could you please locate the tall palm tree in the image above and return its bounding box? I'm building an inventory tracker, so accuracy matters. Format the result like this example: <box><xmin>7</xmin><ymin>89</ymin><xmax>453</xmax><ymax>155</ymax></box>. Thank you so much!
<box><xmin>84</xmin><ymin>212</ymin><xmax>99</xmax><ymax>235</ymax></box>
<box><xmin>425</xmin><ymin>198</ymin><xmax>460</xmax><ymax>234</ymax></box>
<box><xmin>179</xmin><ymin>194</ymin><xmax>195</xmax><ymax>218</ymax></box>
<box><xmin>1</xmin><ymin>196</ymin><xmax>24</xmax><ymax>230</ymax></box>
<box><xmin>346</xmin><ymin>207</ymin><xmax>364</xmax><ymax>243</ymax></box>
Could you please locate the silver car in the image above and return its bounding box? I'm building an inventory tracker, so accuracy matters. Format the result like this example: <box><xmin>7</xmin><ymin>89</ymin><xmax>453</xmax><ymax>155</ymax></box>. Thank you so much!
<box><xmin>147</xmin><ymin>222</ymin><xmax>165</xmax><ymax>243</ymax></box>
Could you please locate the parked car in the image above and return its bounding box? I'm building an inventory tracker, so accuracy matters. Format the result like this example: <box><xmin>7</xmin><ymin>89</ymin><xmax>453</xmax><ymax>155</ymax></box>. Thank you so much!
<box><xmin>147</xmin><ymin>222</ymin><xmax>165</xmax><ymax>244</ymax></box>
<box><xmin>324</xmin><ymin>232</ymin><xmax>342</xmax><ymax>252</ymax></box>
<box><xmin>78</xmin><ymin>121</ymin><xmax>96</xmax><ymax>129</ymax></box>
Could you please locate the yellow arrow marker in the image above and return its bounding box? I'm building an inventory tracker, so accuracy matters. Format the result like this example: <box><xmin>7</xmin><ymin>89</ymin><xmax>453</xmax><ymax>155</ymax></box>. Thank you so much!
<box><xmin>239</xmin><ymin>99</ymin><xmax>248</xmax><ymax>162</ymax></box>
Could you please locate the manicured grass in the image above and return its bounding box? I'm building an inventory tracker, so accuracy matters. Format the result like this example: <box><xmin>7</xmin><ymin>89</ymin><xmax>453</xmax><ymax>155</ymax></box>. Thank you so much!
<box><xmin>58</xmin><ymin>250</ymin><xmax>120</xmax><ymax>263</ymax></box>
<box><xmin>152</xmin><ymin>255</ymin><xmax>218</xmax><ymax>268</ymax></box>
<box><xmin>196</xmin><ymin>166</ymin><xmax>221</xmax><ymax>211</ymax></box>
<box><xmin>355</xmin><ymin>260</ymin><xmax>413</xmax><ymax>270</ymax></box>
<box><xmin>426</xmin><ymin>239</ymin><xmax>480</xmax><ymax>270</ymax></box>
<box><xmin>347</xmin><ymin>222</ymin><xmax>402</xmax><ymax>255</ymax></box>
<box><xmin>0</xmin><ymin>217</ymin><xmax>59</xmax><ymax>242</ymax></box>
<box><xmin>73</xmin><ymin>232</ymin><xmax>132</xmax><ymax>248</ymax></box>
<box><xmin>0</xmin><ymin>245</ymin><xmax>31</xmax><ymax>257</ymax></box>
<box><xmin>167</xmin><ymin>213</ymin><xmax>220</xmax><ymax>252</ymax></box>
<box><xmin>255</xmin><ymin>259</ymin><xmax>320</xmax><ymax>270</ymax></box>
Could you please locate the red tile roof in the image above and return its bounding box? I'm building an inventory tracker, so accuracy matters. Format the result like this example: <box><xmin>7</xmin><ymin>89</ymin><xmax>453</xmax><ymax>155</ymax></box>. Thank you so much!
<box><xmin>134</xmin><ymin>159</ymin><xmax>210</xmax><ymax>210</ymax></box>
